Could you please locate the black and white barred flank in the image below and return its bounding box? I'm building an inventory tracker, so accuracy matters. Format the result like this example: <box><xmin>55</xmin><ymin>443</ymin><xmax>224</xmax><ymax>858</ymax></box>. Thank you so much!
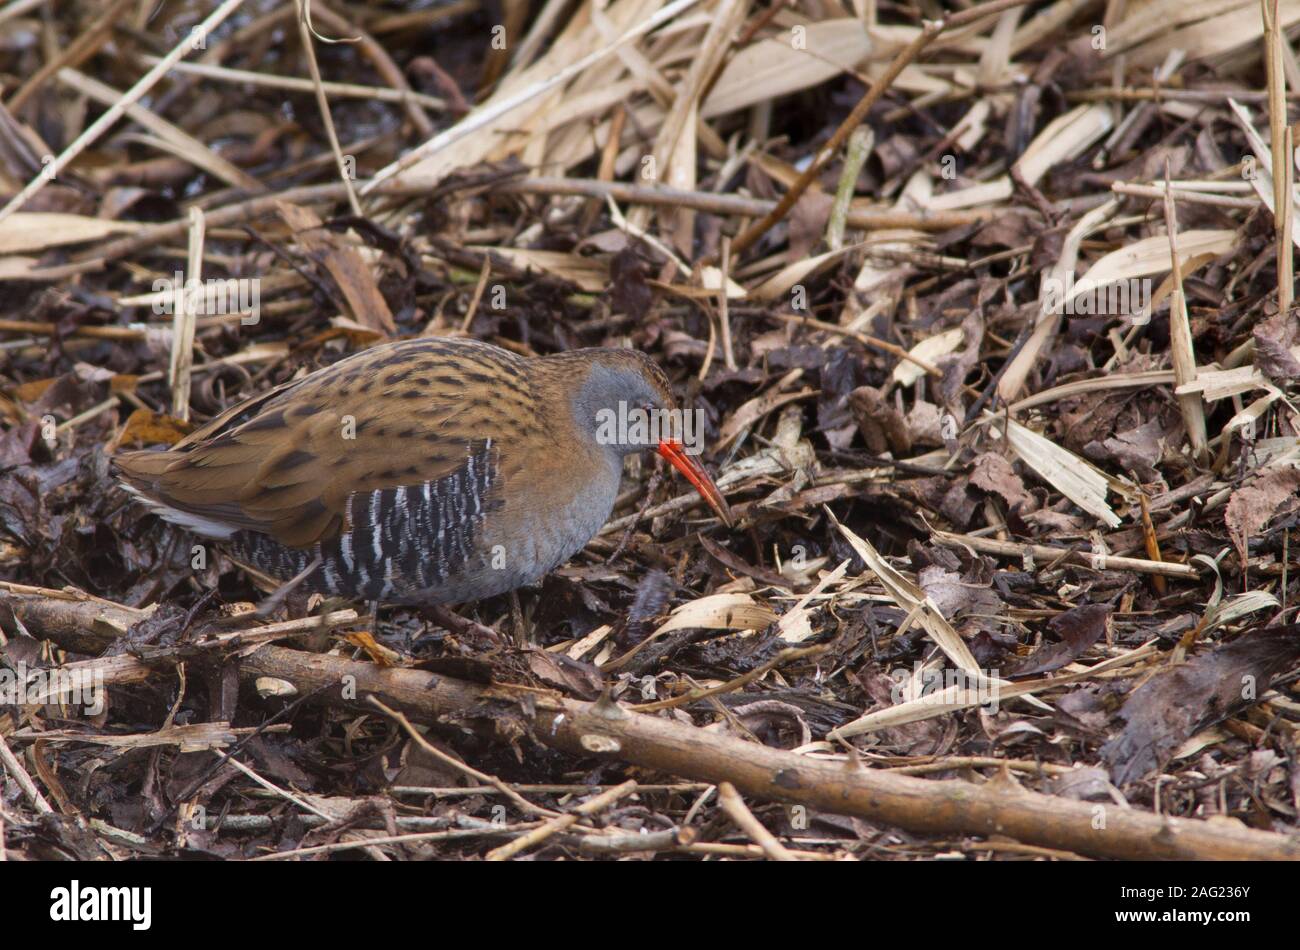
<box><xmin>220</xmin><ymin>440</ymin><xmax>498</xmax><ymax>604</ymax></box>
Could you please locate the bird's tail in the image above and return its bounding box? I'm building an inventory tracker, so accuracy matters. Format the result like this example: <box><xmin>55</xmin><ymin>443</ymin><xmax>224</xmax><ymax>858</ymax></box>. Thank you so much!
<box><xmin>113</xmin><ymin>450</ymin><xmax>241</xmax><ymax>539</ymax></box>
<box><xmin>111</xmin><ymin>449</ymin><xmax>173</xmax><ymax>496</ymax></box>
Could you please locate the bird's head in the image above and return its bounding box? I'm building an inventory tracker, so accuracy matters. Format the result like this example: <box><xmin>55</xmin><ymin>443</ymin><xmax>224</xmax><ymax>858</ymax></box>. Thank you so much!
<box><xmin>548</xmin><ymin>348</ymin><xmax>732</xmax><ymax>527</ymax></box>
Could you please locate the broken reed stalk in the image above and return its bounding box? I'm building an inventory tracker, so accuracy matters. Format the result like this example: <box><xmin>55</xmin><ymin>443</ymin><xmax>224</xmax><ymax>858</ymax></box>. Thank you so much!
<box><xmin>478</xmin><ymin>769</ymin><xmax>637</xmax><ymax>860</ymax></box>
<box><xmin>1281</xmin><ymin>125</ymin><xmax>1295</xmax><ymax>315</ymax></box>
<box><xmin>628</xmin><ymin>0</ymin><xmax>748</xmax><ymax>234</ymax></box>
<box><xmin>1265</xmin><ymin>0</ymin><xmax>1294</xmax><ymax>316</ymax></box>
<box><xmin>1161</xmin><ymin>163</ymin><xmax>1209</xmax><ymax>463</ymax></box>
<box><xmin>168</xmin><ymin>206</ymin><xmax>204</xmax><ymax>422</ymax></box>
<box><xmin>826</xmin><ymin>127</ymin><xmax>874</xmax><ymax>251</ymax></box>
<box><xmin>133</xmin><ymin>55</ymin><xmax>448</xmax><ymax>109</ymax></box>
<box><xmin>4</xmin><ymin>586</ymin><xmax>1298</xmax><ymax>861</ymax></box>
<box><xmin>56</xmin><ymin>178</ymin><xmax>998</xmax><ymax>277</ymax></box>
<box><xmin>716</xmin><ymin>781</ymin><xmax>799</xmax><ymax>861</ymax></box>
<box><xmin>0</xmin><ymin>731</ymin><xmax>55</xmax><ymax>815</ymax></box>
<box><xmin>718</xmin><ymin>235</ymin><xmax>736</xmax><ymax>370</ymax></box>
<box><xmin>1111</xmin><ymin>182</ymin><xmax>1259</xmax><ymax>209</ymax></box>
<box><xmin>1070</xmin><ymin>87</ymin><xmax>1300</xmax><ymax>104</ymax></box>
<box><xmin>360</xmin><ymin>0</ymin><xmax>704</xmax><ymax>193</ymax></box>
<box><xmin>56</xmin><ymin>67</ymin><xmax>262</xmax><ymax>192</ymax></box>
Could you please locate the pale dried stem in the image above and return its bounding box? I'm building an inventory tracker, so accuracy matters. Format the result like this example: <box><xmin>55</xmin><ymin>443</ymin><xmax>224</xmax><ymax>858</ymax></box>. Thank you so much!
<box><xmin>169</xmin><ymin>207</ymin><xmax>205</xmax><ymax>421</ymax></box>
<box><xmin>1161</xmin><ymin>163</ymin><xmax>1209</xmax><ymax>462</ymax></box>
<box><xmin>717</xmin><ymin>782</ymin><xmax>799</xmax><ymax>861</ymax></box>
<box><xmin>826</xmin><ymin>127</ymin><xmax>874</xmax><ymax>251</ymax></box>
<box><xmin>485</xmin><ymin>781</ymin><xmax>639</xmax><ymax>861</ymax></box>
<box><xmin>297</xmin><ymin>0</ymin><xmax>363</xmax><ymax>217</ymax></box>
<box><xmin>135</xmin><ymin>56</ymin><xmax>447</xmax><ymax>111</ymax></box>
<box><xmin>0</xmin><ymin>732</ymin><xmax>54</xmax><ymax>815</ymax></box>
<box><xmin>1265</xmin><ymin>0</ymin><xmax>1295</xmax><ymax>316</ymax></box>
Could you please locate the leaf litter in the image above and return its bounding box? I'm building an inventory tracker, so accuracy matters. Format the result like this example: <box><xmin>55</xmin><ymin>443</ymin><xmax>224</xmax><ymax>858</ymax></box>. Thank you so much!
<box><xmin>0</xmin><ymin>0</ymin><xmax>1298</xmax><ymax>862</ymax></box>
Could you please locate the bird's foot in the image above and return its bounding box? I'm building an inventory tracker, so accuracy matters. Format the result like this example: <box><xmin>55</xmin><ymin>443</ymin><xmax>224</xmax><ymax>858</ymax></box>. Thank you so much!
<box><xmin>421</xmin><ymin>604</ymin><xmax>503</xmax><ymax>649</ymax></box>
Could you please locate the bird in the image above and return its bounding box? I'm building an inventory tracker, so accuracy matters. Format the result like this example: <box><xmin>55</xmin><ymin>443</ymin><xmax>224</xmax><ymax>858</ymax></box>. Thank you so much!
<box><xmin>113</xmin><ymin>337</ymin><xmax>732</xmax><ymax>608</ymax></box>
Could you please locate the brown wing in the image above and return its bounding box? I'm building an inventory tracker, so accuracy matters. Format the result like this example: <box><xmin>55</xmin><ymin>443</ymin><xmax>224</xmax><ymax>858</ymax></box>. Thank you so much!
<box><xmin>115</xmin><ymin>338</ymin><xmax>534</xmax><ymax>548</ymax></box>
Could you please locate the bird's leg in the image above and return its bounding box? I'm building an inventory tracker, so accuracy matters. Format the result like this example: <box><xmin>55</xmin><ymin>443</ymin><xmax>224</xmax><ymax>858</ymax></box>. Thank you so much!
<box><xmin>509</xmin><ymin>590</ymin><xmax>526</xmax><ymax>647</ymax></box>
<box><xmin>253</xmin><ymin>555</ymin><xmax>322</xmax><ymax>619</ymax></box>
<box><xmin>423</xmin><ymin>604</ymin><xmax>503</xmax><ymax>647</ymax></box>
<box><xmin>365</xmin><ymin>600</ymin><xmax>412</xmax><ymax>656</ymax></box>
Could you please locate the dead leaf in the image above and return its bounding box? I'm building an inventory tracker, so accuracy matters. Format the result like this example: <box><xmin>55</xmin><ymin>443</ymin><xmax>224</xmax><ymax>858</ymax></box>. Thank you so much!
<box><xmin>969</xmin><ymin>452</ymin><xmax>1030</xmax><ymax>509</ymax></box>
<box><xmin>0</xmin><ymin>213</ymin><xmax>142</xmax><ymax>254</ymax></box>
<box><xmin>1253</xmin><ymin>318</ymin><xmax>1300</xmax><ymax>383</ymax></box>
<box><xmin>1100</xmin><ymin>625</ymin><xmax>1300</xmax><ymax>785</ymax></box>
<box><xmin>849</xmin><ymin>385</ymin><xmax>911</xmax><ymax>455</ymax></box>
<box><xmin>1008</xmin><ymin>604</ymin><xmax>1111</xmax><ymax>678</ymax></box>
<box><xmin>118</xmin><ymin>409</ymin><xmax>194</xmax><ymax>448</ymax></box>
<box><xmin>787</xmin><ymin>188</ymin><xmax>834</xmax><ymax>261</ymax></box>
<box><xmin>1224</xmin><ymin>466</ymin><xmax>1300</xmax><ymax>566</ymax></box>
<box><xmin>277</xmin><ymin>202</ymin><xmax>396</xmax><ymax>334</ymax></box>
<box><xmin>527</xmin><ymin>650</ymin><xmax>603</xmax><ymax>699</ymax></box>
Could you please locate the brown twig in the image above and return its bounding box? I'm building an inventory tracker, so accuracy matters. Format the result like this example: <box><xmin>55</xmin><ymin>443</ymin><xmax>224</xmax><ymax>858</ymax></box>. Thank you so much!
<box><xmin>0</xmin><ymin>732</ymin><xmax>55</xmax><ymax>815</ymax></box>
<box><xmin>717</xmin><ymin>0</ymin><xmax>1040</xmax><ymax>262</ymax></box>
<box><xmin>717</xmin><ymin>781</ymin><xmax>799</xmax><ymax>861</ymax></box>
<box><xmin>483</xmin><ymin>780</ymin><xmax>638</xmax><ymax>860</ymax></box>
<box><xmin>368</xmin><ymin>696</ymin><xmax>555</xmax><ymax>819</ymax></box>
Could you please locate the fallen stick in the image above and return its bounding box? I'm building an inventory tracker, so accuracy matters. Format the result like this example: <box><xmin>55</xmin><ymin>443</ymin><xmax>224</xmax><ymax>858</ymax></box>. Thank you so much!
<box><xmin>932</xmin><ymin>530</ymin><xmax>1200</xmax><ymax>579</ymax></box>
<box><xmin>3</xmin><ymin>586</ymin><xmax>1298</xmax><ymax>860</ymax></box>
<box><xmin>494</xmin><ymin>177</ymin><xmax>997</xmax><ymax>232</ymax></box>
<box><xmin>717</xmin><ymin>781</ymin><xmax>799</xmax><ymax>861</ymax></box>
